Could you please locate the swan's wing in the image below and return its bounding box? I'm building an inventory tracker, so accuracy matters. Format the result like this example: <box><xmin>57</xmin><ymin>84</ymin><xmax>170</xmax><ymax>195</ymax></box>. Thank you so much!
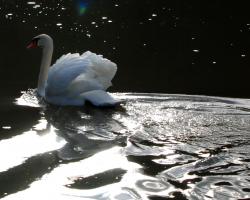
<box><xmin>45</xmin><ymin>51</ymin><xmax>117</xmax><ymax>99</ymax></box>
<box><xmin>81</xmin><ymin>51</ymin><xmax>117</xmax><ymax>89</ymax></box>
<box><xmin>65</xmin><ymin>73</ymin><xmax>104</xmax><ymax>98</ymax></box>
<box><xmin>46</xmin><ymin>53</ymin><xmax>93</xmax><ymax>96</ymax></box>
<box><xmin>80</xmin><ymin>90</ymin><xmax>122</xmax><ymax>107</ymax></box>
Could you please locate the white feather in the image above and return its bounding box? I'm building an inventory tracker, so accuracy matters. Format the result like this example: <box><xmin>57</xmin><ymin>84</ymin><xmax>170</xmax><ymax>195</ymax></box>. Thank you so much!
<box><xmin>80</xmin><ymin>90</ymin><xmax>122</xmax><ymax>107</ymax></box>
<box><xmin>45</xmin><ymin>51</ymin><xmax>117</xmax><ymax>106</ymax></box>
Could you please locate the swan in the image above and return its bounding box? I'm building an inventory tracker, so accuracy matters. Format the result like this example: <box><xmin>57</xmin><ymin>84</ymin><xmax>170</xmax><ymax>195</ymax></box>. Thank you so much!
<box><xmin>27</xmin><ymin>34</ymin><xmax>120</xmax><ymax>106</ymax></box>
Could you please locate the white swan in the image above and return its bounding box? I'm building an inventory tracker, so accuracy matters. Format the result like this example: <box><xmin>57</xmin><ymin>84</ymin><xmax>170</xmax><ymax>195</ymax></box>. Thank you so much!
<box><xmin>27</xmin><ymin>34</ymin><xmax>120</xmax><ymax>106</ymax></box>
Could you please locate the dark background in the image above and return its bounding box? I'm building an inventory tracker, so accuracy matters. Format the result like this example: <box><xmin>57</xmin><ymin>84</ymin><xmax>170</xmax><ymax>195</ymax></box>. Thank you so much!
<box><xmin>1</xmin><ymin>0</ymin><xmax>250</xmax><ymax>97</ymax></box>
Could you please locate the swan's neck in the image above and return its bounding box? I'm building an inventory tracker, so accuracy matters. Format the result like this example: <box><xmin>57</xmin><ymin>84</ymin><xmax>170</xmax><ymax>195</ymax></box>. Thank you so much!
<box><xmin>37</xmin><ymin>44</ymin><xmax>53</xmax><ymax>97</ymax></box>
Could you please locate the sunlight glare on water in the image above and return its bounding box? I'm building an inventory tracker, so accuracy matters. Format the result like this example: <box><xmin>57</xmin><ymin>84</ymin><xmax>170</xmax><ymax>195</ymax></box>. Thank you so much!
<box><xmin>1</xmin><ymin>93</ymin><xmax>250</xmax><ymax>199</ymax></box>
<box><xmin>0</xmin><ymin>123</ymin><xmax>65</xmax><ymax>172</ymax></box>
<box><xmin>3</xmin><ymin>147</ymin><xmax>141</xmax><ymax>200</ymax></box>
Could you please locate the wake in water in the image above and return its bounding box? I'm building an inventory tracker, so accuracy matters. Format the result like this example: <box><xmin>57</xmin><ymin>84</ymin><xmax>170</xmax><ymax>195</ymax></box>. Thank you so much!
<box><xmin>1</xmin><ymin>92</ymin><xmax>250</xmax><ymax>199</ymax></box>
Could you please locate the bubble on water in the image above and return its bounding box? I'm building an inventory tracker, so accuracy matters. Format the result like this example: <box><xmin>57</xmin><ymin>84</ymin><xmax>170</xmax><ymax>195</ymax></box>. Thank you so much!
<box><xmin>115</xmin><ymin>4</ymin><xmax>119</xmax><ymax>7</ymax></box>
<box><xmin>212</xmin><ymin>61</ymin><xmax>217</xmax><ymax>64</ymax></box>
<box><xmin>193</xmin><ymin>49</ymin><xmax>200</xmax><ymax>53</ymax></box>
<box><xmin>102</xmin><ymin>16</ymin><xmax>108</xmax><ymax>20</ymax></box>
<box><xmin>33</xmin><ymin>4</ymin><xmax>40</xmax><ymax>9</ymax></box>
<box><xmin>91</xmin><ymin>21</ymin><xmax>96</xmax><ymax>25</ymax></box>
<box><xmin>108</xmin><ymin>20</ymin><xmax>113</xmax><ymax>23</ymax></box>
<box><xmin>148</xmin><ymin>18</ymin><xmax>152</xmax><ymax>21</ymax></box>
<box><xmin>27</xmin><ymin>1</ymin><xmax>36</xmax><ymax>5</ymax></box>
<box><xmin>136</xmin><ymin>180</ymin><xmax>170</xmax><ymax>192</ymax></box>
<box><xmin>86</xmin><ymin>34</ymin><xmax>91</xmax><ymax>38</ymax></box>
<box><xmin>2</xmin><ymin>126</ymin><xmax>11</xmax><ymax>130</ymax></box>
<box><xmin>152</xmin><ymin>13</ymin><xmax>157</xmax><ymax>17</ymax></box>
<box><xmin>56</xmin><ymin>23</ymin><xmax>62</xmax><ymax>26</ymax></box>
<box><xmin>5</xmin><ymin>13</ymin><xmax>13</xmax><ymax>19</ymax></box>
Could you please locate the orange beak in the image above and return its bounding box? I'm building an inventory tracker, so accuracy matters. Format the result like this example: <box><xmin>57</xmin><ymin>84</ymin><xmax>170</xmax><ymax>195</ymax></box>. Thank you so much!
<box><xmin>27</xmin><ymin>40</ymin><xmax>37</xmax><ymax>49</ymax></box>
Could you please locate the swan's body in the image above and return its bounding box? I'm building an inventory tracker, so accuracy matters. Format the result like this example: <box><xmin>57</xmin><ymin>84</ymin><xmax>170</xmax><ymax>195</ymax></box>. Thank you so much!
<box><xmin>27</xmin><ymin>34</ymin><xmax>119</xmax><ymax>106</ymax></box>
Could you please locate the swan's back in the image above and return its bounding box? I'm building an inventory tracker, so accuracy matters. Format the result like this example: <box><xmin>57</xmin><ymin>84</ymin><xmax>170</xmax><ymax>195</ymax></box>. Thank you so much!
<box><xmin>45</xmin><ymin>51</ymin><xmax>117</xmax><ymax>105</ymax></box>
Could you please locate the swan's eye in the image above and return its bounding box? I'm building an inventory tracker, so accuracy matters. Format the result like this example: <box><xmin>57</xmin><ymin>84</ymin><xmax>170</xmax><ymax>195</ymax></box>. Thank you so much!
<box><xmin>27</xmin><ymin>38</ymin><xmax>39</xmax><ymax>49</ymax></box>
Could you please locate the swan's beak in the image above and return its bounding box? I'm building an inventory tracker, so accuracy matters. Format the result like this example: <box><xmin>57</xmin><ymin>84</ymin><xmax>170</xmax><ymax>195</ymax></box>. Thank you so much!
<box><xmin>27</xmin><ymin>40</ymin><xmax>37</xmax><ymax>49</ymax></box>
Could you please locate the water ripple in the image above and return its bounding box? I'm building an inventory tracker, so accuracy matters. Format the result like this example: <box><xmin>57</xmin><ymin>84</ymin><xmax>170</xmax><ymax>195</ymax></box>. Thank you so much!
<box><xmin>1</xmin><ymin>93</ymin><xmax>250</xmax><ymax>199</ymax></box>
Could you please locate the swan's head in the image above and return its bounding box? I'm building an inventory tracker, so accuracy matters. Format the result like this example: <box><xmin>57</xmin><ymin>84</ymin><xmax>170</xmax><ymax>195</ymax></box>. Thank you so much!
<box><xmin>27</xmin><ymin>34</ymin><xmax>53</xmax><ymax>49</ymax></box>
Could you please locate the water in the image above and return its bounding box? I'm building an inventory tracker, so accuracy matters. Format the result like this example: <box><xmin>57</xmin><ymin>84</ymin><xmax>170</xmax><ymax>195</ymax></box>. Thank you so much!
<box><xmin>0</xmin><ymin>91</ymin><xmax>250</xmax><ymax>199</ymax></box>
<box><xmin>1</xmin><ymin>0</ymin><xmax>250</xmax><ymax>96</ymax></box>
<box><xmin>1</xmin><ymin>1</ymin><xmax>250</xmax><ymax>199</ymax></box>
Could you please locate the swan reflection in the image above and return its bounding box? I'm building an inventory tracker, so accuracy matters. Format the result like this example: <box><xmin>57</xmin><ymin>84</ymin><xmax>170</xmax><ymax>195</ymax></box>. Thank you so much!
<box><xmin>15</xmin><ymin>90</ymin><xmax>128</xmax><ymax>162</ymax></box>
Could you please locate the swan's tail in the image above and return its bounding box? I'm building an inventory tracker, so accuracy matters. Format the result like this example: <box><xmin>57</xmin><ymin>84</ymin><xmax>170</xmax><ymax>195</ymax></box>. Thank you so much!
<box><xmin>80</xmin><ymin>90</ymin><xmax>122</xmax><ymax>107</ymax></box>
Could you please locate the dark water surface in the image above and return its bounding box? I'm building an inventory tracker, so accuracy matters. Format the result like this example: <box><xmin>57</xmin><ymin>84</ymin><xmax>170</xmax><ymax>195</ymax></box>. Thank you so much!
<box><xmin>1</xmin><ymin>90</ymin><xmax>250</xmax><ymax>199</ymax></box>
<box><xmin>1</xmin><ymin>1</ymin><xmax>250</xmax><ymax>200</ymax></box>
<box><xmin>1</xmin><ymin>0</ymin><xmax>250</xmax><ymax>96</ymax></box>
